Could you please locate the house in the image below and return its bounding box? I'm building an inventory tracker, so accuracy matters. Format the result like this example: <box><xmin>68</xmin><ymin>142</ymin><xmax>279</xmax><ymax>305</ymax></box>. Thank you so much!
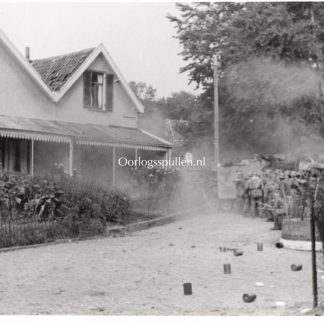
<box><xmin>0</xmin><ymin>29</ymin><xmax>172</xmax><ymax>187</ymax></box>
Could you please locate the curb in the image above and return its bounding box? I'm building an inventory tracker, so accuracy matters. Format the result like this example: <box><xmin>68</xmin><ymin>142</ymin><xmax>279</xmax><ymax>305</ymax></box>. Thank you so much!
<box><xmin>0</xmin><ymin>239</ymin><xmax>72</xmax><ymax>254</ymax></box>
<box><xmin>0</xmin><ymin>206</ymin><xmax>208</xmax><ymax>254</ymax></box>
<box><xmin>107</xmin><ymin>206</ymin><xmax>205</xmax><ymax>235</ymax></box>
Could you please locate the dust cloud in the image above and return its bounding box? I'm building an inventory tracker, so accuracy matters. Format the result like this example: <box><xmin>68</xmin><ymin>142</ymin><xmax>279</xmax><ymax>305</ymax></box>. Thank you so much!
<box><xmin>222</xmin><ymin>57</ymin><xmax>324</xmax><ymax>160</ymax></box>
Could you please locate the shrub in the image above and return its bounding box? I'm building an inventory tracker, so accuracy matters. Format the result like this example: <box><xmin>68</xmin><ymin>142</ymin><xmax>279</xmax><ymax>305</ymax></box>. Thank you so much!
<box><xmin>0</xmin><ymin>171</ymin><xmax>131</xmax><ymax>247</ymax></box>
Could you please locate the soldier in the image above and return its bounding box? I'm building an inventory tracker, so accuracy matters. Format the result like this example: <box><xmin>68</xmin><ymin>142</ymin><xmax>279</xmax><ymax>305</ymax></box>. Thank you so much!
<box><xmin>282</xmin><ymin>171</ymin><xmax>293</xmax><ymax>217</ymax></box>
<box><xmin>282</xmin><ymin>170</ymin><xmax>292</xmax><ymax>196</ymax></box>
<box><xmin>263</xmin><ymin>171</ymin><xmax>276</xmax><ymax>205</ymax></box>
<box><xmin>291</xmin><ymin>171</ymin><xmax>303</xmax><ymax>219</ymax></box>
<box><xmin>249</xmin><ymin>173</ymin><xmax>263</xmax><ymax>217</ymax></box>
<box><xmin>298</xmin><ymin>171</ymin><xmax>309</xmax><ymax>220</ymax></box>
<box><xmin>277</xmin><ymin>172</ymin><xmax>289</xmax><ymax>217</ymax></box>
<box><xmin>243</xmin><ymin>173</ymin><xmax>253</xmax><ymax>216</ymax></box>
<box><xmin>263</xmin><ymin>171</ymin><xmax>279</xmax><ymax>221</ymax></box>
<box><xmin>273</xmin><ymin>191</ymin><xmax>285</xmax><ymax>230</ymax></box>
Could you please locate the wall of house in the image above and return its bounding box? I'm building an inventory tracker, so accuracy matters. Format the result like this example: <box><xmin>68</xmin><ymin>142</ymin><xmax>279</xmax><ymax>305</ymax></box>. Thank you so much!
<box><xmin>55</xmin><ymin>54</ymin><xmax>139</xmax><ymax>127</ymax></box>
<box><xmin>34</xmin><ymin>142</ymin><xmax>69</xmax><ymax>176</ymax></box>
<box><xmin>0</xmin><ymin>42</ymin><xmax>55</xmax><ymax>120</ymax></box>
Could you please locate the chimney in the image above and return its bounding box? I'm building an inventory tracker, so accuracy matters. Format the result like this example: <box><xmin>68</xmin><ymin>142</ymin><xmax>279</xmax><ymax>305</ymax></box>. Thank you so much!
<box><xmin>25</xmin><ymin>47</ymin><xmax>30</xmax><ymax>61</ymax></box>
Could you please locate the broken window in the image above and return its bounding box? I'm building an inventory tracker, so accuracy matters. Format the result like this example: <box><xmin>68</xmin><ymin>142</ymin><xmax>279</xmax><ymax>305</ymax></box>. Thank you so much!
<box><xmin>83</xmin><ymin>71</ymin><xmax>114</xmax><ymax>112</ymax></box>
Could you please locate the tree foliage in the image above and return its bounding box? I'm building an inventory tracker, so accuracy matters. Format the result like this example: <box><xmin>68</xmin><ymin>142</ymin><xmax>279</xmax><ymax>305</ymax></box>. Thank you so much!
<box><xmin>159</xmin><ymin>91</ymin><xmax>196</xmax><ymax>120</ymax></box>
<box><xmin>129</xmin><ymin>81</ymin><xmax>157</xmax><ymax>102</ymax></box>
<box><xmin>168</xmin><ymin>2</ymin><xmax>324</xmax><ymax>89</ymax></box>
<box><xmin>130</xmin><ymin>80</ymin><xmax>202</xmax><ymax>146</ymax></box>
<box><xmin>168</xmin><ymin>2</ymin><xmax>324</xmax><ymax>159</ymax></box>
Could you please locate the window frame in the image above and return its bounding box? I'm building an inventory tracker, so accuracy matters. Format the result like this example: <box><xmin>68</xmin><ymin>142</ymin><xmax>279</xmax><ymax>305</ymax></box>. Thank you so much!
<box><xmin>83</xmin><ymin>70</ymin><xmax>114</xmax><ymax>113</ymax></box>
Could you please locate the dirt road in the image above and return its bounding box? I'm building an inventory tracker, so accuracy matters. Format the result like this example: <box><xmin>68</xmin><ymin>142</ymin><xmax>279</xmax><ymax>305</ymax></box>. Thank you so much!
<box><xmin>0</xmin><ymin>211</ymin><xmax>322</xmax><ymax>315</ymax></box>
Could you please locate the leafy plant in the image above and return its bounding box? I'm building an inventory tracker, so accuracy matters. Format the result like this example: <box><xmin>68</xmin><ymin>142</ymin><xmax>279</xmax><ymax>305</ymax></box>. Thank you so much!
<box><xmin>0</xmin><ymin>170</ymin><xmax>132</xmax><ymax>247</ymax></box>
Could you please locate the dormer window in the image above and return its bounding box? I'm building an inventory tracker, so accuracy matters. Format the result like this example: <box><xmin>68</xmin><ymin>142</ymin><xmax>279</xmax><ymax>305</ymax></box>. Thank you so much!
<box><xmin>83</xmin><ymin>70</ymin><xmax>114</xmax><ymax>112</ymax></box>
<box><xmin>91</xmin><ymin>72</ymin><xmax>104</xmax><ymax>109</ymax></box>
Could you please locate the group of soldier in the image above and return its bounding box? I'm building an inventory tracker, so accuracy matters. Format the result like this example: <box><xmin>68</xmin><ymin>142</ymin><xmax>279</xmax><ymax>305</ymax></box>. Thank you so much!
<box><xmin>234</xmin><ymin>168</ymin><xmax>310</xmax><ymax>228</ymax></box>
<box><xmin>230</xmin><ymin>164</ymin><xmax>324</xmax><ymax>243</ymax></box>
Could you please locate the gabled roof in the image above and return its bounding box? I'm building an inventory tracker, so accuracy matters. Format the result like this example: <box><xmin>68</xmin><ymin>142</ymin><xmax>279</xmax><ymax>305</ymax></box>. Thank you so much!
<box><xmin>31</xmin><ymin>48</ymin><xmax>95</xmax><ymax>91</ymax></box>
<box><xmin>0</xmin><ymin>28</ymin><xmax>55</xmax><ymax>101</ymax></box>
<box><xmin>0</xmin><ymin>29</ymin><xmax>144</xmax><ymax>113</ymax></box>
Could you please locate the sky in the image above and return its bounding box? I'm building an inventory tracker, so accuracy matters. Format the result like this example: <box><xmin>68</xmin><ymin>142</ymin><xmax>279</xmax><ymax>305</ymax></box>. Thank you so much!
<box><xmin>0</xmin><ymin>2</ymin><xmax>200</xmax><ymax>98</ymax></box>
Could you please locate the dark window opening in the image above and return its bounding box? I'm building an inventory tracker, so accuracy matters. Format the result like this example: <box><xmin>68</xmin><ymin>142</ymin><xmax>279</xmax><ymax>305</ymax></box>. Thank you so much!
<box><xmin>13</xmin><ymin>140</ymin><xmax>21</xmax><ymax>172</ymax></box>
<box><xmin>83</xmin><ymin>71</ymin><xmax>114</xmax><ymax>112</ymax></box>
<box><xmin>91</xmin><ymin>72</ymin><xmax>104</xmax><ymax>109</ymax></box>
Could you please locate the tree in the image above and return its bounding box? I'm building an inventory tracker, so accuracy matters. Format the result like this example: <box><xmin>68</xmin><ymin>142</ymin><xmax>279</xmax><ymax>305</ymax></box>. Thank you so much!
<box><xmin>130</xmin><ymin>80</ymin><xmax>205</xmax><ymax>150</ymax></box>
<box><xmin>168</xmin><ymin>2</ymin><xmax>324</xmax><ymax>89</ymax></box>
<box><xmin>129</xmin><ymin>81</ymin><xmax>157</xmax><ymax>102</ymax></box>
<box><xmin>168</xmin><ymin>2</ymin><xmax>324</xmax><ymax>159</ymax></box>
<box><xmin>158</xmin><ymin>91</ymin><xmax>197</xmax><ymax>120</ymax></box>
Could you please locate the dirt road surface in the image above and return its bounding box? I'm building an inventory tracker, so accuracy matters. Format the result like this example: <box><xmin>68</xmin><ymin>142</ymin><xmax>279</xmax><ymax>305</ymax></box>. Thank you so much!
<box><xmin>0</xmin><ymin>211</ymin><xmax>322</xmax><ymax>315</ymax></box>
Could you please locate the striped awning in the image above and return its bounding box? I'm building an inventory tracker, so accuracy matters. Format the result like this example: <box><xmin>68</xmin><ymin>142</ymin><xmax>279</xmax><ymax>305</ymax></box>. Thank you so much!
<box><xmin>0</xmin><ymin>115</ymin><xmax>172</xmax><ymax>151</ymax></box>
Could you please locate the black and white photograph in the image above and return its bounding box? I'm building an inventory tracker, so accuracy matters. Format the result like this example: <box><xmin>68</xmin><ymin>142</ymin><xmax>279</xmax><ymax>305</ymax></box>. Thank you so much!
<box><xmin>0</xmin><ymin>0</ymin><xmax>323</xmax><ymax>320</ymax></box>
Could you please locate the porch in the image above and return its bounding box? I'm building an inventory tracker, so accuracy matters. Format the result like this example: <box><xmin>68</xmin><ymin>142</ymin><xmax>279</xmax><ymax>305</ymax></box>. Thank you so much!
<box><xmin>0</xmin><ymin>115</ymin><xmax>172</xmax><ymax>188</ymax></box>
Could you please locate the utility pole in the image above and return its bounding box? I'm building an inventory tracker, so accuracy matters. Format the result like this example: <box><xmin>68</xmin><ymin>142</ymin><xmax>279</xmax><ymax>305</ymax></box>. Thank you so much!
<box><xmin>309</xmin><ymin>3</ymin><xmax>320</xmax><ymax>309</ymax></box>
<box><xmin>213</xmin><ymin>55</ymin><xmax>219</xmax><ymax>171</ymax></box>
<box><xmin>310</xmin><ymin>180</ymin><xmax>318</xmax><ymax>309</ymax></box>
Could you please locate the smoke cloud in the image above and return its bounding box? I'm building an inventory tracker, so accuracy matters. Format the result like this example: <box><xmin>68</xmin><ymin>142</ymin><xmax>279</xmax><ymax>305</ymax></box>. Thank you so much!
<box><xmin>222</xmin><ymin>57</ymin><xmax>324</xmax><ymax>160</ymax></box>
<box><xmin>225</xmin><ymin>57</ymin><xmax>321</xmax><ymax>106</ymax></box>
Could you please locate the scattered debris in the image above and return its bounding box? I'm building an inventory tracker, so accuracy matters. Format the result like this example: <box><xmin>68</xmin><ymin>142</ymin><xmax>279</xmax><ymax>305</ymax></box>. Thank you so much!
<box><xmin>223</xmin><ymin>264</ymin><xmax>231</xmax><ymax>274</ymax></box>
<box><xmin>300</xmin><ymin>308</ymin><xmax>311</xmax><ymax>314</ymax></box>
<box><xmin>291</xmin><ymin>264</ymin><xmax>302</xmax><ymax>271</ymax></box>
<box><xmin>255</xmin><ymin>282</ymin><xmax>264</xmax><ymax>287</ymax></box>
<box><xmin>169</xmin><ymin>243</ymin><xmax>174</xmax><ymax>247</ymax></box>
<box><xmin>243</xmin><ymin>293</ymin><xmax>257</xmax><ymax>303</ymax></box>
<box><xmin>191</xmin><ymin>245</ymin><xmax>196</xmax><ymax>248</ymax></box>
<box><xmin>220</xmin><ymin>246</ymin><xmax>238</xmax><ymax>252</ymax></box>
<box><xmin>233</xmin><ymin>249</ymin><xmax>243</xmax><ymax>256</ymax></box>
<box><xmin>53</xmin><ymin>288</ymin><xmax>65</xmax><ymax>295</ymax></box>
<box><xmin>183</xmin><ymin>283</ymin><xmax>192</xmax><ymax>295</ymax></box>
<box><xmin>88</xmin><ymin>291</ymin><xmax>105</xmax><ymax>297</ymax></box>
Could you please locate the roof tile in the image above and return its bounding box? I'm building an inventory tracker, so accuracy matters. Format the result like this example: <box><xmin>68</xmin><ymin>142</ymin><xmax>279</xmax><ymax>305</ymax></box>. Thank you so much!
<box><xmin>31</xmin><ymin>48</ymin><xmax>95</xmax><ymax>91</ymax></box>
